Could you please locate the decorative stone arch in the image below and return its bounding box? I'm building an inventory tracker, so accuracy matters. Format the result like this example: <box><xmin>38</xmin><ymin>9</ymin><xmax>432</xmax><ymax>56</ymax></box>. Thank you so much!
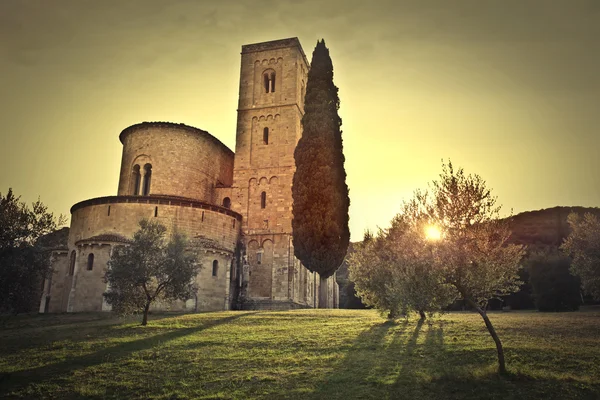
<box><xmin>262</xmin><ymin>68</ymin><xmax>276</xmax><ymax>93</ymax></box>
<box><xmin>269</xmin><ymin>58</ymin><xmax>276</xmax><ymax>65</ymax></box>
<box><xmin>131</xmin><ymin>154</ymin><xmax>152</xmax><ymax>196</ymax></box>
<box><xmin>249</xmin><ymin>178</ymin><xmax>257</xmax><ymax>186</ymax></box>
<box><xmin>258</xmin><ymin>115</ymin><xmax>266</xmax><ymax>122</ymax></box>
<box><xmin>258</xmin><ymin>177</ymin><xmax>268</xmax><ymax>186</ymax></box>
<box><xmin>261</xmin><ymin>238</ymin><xmax>274</xmax><ymax>247</ymax></box>
<box><xmin>269</xmin><ymin>176</ymin><xmax>278</xmax><ymax>185</ymax></box>
<box><xmin>266</xmin><ymin>114</ymin><xmax>274</xmax><ymax>121</ymax></box>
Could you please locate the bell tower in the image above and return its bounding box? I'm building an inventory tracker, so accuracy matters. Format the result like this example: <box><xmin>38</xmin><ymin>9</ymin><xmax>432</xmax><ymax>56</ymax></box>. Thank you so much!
<box><xmin>231</xmin><ymin>38</ymin><xmax>314</xmax><ymax>307</ymax></box>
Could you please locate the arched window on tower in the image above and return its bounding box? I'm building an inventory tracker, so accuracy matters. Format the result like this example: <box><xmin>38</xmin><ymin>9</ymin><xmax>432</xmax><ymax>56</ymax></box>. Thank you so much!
<box><xmin>69</xmin><ymin>250</ymin><xmax>76</xmax><ymax>275</ymax></box>
<box><xmin>132</xmin><ymin>165</ymin><xmax>141</xmax><ymax>195</ymax></box>
<box><xmin>260</xmin><ymin>191</ymin><xmax>266</xmax><ymax>209</ymax></box>
<box><xmin>263</xmin><ymin>127</ymin><xmax>269</xmax><ymax>145</ymax></box>
<box><xmin>222</xmin><ymin>197</ymin><xmax>231</xmax><ymax>208</ymax></box>
<box><xmin>212</xmin><ymin>260</ymin><xmax>218</xmax><ymax>277</ymax></box>
<box><xmin>87</xmin><ymin>253</ymin><xmax>94</xmax><ymax>271</ymax></box>
<box><xmin>263</xmin><ymin>71</ymin><xmax>276</xmax><ymax>93</ymax></box>
<box><xmin>142</xmin><ymin>164</ymin><xmax>152</xmax><ymax>196</ymax></box>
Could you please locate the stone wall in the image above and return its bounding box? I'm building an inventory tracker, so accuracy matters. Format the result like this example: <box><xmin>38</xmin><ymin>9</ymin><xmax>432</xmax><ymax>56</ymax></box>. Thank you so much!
<box><xmin>117</xmin><ymin>122</ymin><xmax>234</xmax><ymax>202</ymax></box>
<box><xmin>59</xmin><ymin>197</ymin><xmax>241</xmax><ymax>312</ymax></box>
<box><xmin>232</xmin><ymin>38</ymin><xmax>337</xmax><ymax>308</ymax></box>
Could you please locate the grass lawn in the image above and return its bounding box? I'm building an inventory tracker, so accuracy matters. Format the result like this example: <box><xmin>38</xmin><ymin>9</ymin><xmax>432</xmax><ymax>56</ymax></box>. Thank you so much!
<box><xmin>0</xmin><ymin>308</ymin><xmax>599</xmax><ymax>399</ymax></box>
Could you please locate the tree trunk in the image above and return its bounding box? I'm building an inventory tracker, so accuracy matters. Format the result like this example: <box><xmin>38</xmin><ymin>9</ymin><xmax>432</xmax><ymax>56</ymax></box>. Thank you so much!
<box><xmin>418</xmin><ymin>310</ymin><xmax>426</xmax><ymax>320</ymax></box>
<box><xmin>318</xmin><ymin>275</ymin><xmax>328</xmax><ymax>309</ymax></box>
<box><xmin>141</xmin><ymin>301</ymin><xmax>151</xmax><ymax>326</ymax></box>
<box><xmin>466</xmin><ymin>298</ymin><xmax>506</xmax><ymax>374</ymax></box>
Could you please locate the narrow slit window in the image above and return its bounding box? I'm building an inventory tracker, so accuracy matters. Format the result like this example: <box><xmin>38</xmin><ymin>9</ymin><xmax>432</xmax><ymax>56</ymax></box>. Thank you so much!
<box><xmin>271</xmin><ymin>72</ymin><xmax>276</xmax><ymax>92</ymax></box>
<box><xmin>202</xmin><ymin>211</ymin><xmax>205</xmax><ymax>222</ymax></box>
<box><xmin>263</xmin><ymin>127</ymin><xmax>269</xmax><ymax>144</ymax></box>
<box><xmin>257</xmin><ymin>252</ymin><xmax>262</xmax><ymax>265</ymax></box>
<box><xmin>260</xmin><ymin>191</ymin><xmax>266</xmax><ymax>209</ymax></box>
<box><xmin>232</xmin><ymin>219</ymin><xmax>236</xmax><ymax>228</ymax></box>
<box><xmin>142</xmin><ymin>164</ymin><xmax>152</xmax><ymax>196</ymax></box>
<box><xmin>107</xmin><ymin>206</ymin><xmax>111</xmax><ymax>216</ymax></box>
<box><xmin>264</xmin><ymin>73</ymin><xmax>270</xmax><ymax>93</ymax></box>
<box><xmin>132</xmin><ymin>165</ymin><xmax>141</xmax><ymax>195</ymax></box>
<box><xmin>87</xmin><ymin>253</ymin><xmax>94</xmax><ymax>271</ymax></box>
<box><xmin>212</xmin><ymin>260</ymin><xmax>218</xmax><ymax>277</ymax></box>
<box><xmin>154</xmin><ymin>206</ymin><xmax>158</xmax><ymax>217</ymax></box>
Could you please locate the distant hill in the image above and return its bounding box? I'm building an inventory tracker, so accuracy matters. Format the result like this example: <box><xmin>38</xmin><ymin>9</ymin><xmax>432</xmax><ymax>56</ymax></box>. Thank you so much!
<box><xmin>506</xmin><ymin>206</ymin><xmax>600</xmax><ymax>250</ymax></box>
<box><xmin>337</xmin><ymin>206</ymin><xmax>600</xmax><ymax>308</ymax></box>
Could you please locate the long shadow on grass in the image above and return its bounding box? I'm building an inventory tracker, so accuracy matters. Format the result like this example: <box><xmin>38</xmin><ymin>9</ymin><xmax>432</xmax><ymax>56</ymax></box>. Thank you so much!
<box><xmin>303</xmin><ymin>320</ymin><xmax>407</xmax><ymax>399</ymax></box>
<box><xmin>308</xmin><ymin>318</ymin><xmax>600</xmax><ymax>400</ymax></box>
<box><xmin>0</xmin><ymin>312</ymin><xmax>255</xmax><ymax>395</ymax></box>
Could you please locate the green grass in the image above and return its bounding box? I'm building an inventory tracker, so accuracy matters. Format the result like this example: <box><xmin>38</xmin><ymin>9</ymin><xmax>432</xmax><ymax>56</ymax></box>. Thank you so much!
<box><xmin>1</xmin><ymin>309</ymin><xmax>599</xmax><ymax>399</ymax></box>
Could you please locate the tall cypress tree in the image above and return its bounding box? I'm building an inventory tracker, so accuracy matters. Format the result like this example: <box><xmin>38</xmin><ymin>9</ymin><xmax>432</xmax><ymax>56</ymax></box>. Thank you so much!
<box><xmin>292</xmin><ymin>39</ymin><xmax>350</xmax><ymax>307</ymax></box>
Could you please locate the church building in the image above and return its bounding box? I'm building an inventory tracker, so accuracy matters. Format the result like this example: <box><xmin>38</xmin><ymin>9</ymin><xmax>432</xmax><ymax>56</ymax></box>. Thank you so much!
<box><xmin>40</xmin><ymin>37</ymin><xmax>339</xmax><ymax>313</ymax></box>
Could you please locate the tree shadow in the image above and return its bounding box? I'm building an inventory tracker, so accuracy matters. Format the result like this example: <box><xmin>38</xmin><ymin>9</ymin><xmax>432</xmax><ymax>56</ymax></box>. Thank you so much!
<box><xmin>303</xmin><ymin>319</ymin><xmax>404</xmax><ymax>399</ymax></box>
<box><xmin>304</xmin><ymin>317</ymin><xmax>599</xmax><ymax>400</ymax></box>
<box><xmin>0</xmin><ymin>312</ymin><xmax>255</xmax><ymax>395</ymax></box>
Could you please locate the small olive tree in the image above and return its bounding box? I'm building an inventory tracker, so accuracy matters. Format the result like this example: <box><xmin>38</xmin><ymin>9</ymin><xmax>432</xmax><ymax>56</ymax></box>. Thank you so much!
<box><xmin>350</xmin><ymin>203</ymin><xmax>457</xmax><ymax>320</ymax></box>
<box><xmin>561</xmin><ymin>212</ymin><xmax>600</xmax><ymax>300</ymax></box>
<box><xmin>104</xmin><ymin>219</ymin><xmax>200</xmax><ymax>326</ymax></box>
<box><xmin>350</xmin><ymin>161</ymin><xmax>525</xmax><ymax>374</ymax></box>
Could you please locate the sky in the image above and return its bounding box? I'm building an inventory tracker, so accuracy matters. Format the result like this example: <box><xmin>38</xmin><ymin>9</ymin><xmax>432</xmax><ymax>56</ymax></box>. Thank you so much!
<box><xmin>1</xmin><ymin>0</ymin><xmax>599</xmax><ymax>241</ymax></box>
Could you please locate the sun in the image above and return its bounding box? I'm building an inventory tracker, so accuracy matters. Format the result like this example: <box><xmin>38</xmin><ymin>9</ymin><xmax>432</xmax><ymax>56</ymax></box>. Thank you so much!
<box><xmin>425</xmin><ymin>225</ymin><xmax>442</xmax><ymax>241</ymax></box>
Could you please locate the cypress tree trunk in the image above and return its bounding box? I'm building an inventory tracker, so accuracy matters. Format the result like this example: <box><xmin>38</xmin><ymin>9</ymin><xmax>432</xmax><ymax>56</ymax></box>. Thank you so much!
<box><xmin>319</xmin><ymin>275</ymin><xmax>328</xmax><ymax>308</ymax></box>
<box><xmin>466</xmin><ymin>298</ymin><xmax>506</xmax><ymax>374</ymax></box>
<box><xmin>418</xmin><ymin>310</ymin><xmax>426</xmax><ymax>320</ymax></box>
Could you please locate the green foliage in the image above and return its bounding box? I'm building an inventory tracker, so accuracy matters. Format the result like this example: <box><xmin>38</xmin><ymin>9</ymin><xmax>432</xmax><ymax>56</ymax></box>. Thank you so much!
<box><xmin>349</xmin><ymin>210</ymin><xmax>458</xmax><ymax>318</ymax></box>
<box><xmin>526</xmin><ymin>250</ymin><xmax>581</xmax><ymax>311</ymax></box>
<box><xmin>292</xmin><ymin>39</ymin><xmax>350</xmax><ymax>279</ymax></box>
<box><xmin>0</xmin><ymin>188</ymin><xmax>65</xmax><ymax>314</ymax></box>
<box><xmin>561</xmin><ymin>212</ymin><xmax>600</xmax><ymax>300</ymax></box>
<box><xmin>349</xmin><ymin>161</ymin><xmax>525</xmax><ymax>373</ymax></box>
<box><xmin>104</xmin><ymin>219</ymin><xmax>200</xmax><ymax>325</ymax></box>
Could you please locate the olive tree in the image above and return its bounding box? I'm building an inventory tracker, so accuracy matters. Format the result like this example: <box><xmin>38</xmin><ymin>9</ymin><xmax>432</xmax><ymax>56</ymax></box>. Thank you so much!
<box><xmin>349</xmin><ymin>161</ymin><xmax>525</xmax><ymax>374</ymax></box>
<box><xmin>104</xmin><ymin>219</ymin><xmax>200</xmax><ymax>326</ymax></box>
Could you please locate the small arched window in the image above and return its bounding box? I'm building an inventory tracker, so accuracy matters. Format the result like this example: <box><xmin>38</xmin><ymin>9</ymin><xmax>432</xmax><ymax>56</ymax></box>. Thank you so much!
<box><xmin>69</xmin><ymin>250</ymin><xmax>76</xmax><ymax>275</ymax></box>
<box><xmin>263</xmin><ymin>127</ymin><xmax>269</xmax><ymax>145</ymax></box>
<box><xmin>260</xmin><ymin>191</ymin><xmax>266</xmax><ymax>209</ymax></box>
<box><xmin>132</xmin><ymin>165</ymin><xmax>141</xmax><ymax>195</ymax></box>
<box><xmin>142</xmin><ymin>164</ymin><xmax>152</xmax><ymax>196</ymax></box>
<box><xmin>87</xmin><ymin>253</ymin><xmax>94</xmax><ymax>271</ymax></box>
<box><xmin>257</xmin><ymin>251</ymin><xmax>262</xmax><ymax>265</ymax></box>
<box><xmin>212</xmin><ymin>260</ymin><xmax>218</xmax><ymax>277</ymax></box>
<box><xmin>222</xmin><ymin>197</ymin><xmax>231</xmax><ymax>208</ymax></box>
<box><xmin>263</xmin><ymin>71</ymin><xmax>276</xmax><ymax>93</ymax></box>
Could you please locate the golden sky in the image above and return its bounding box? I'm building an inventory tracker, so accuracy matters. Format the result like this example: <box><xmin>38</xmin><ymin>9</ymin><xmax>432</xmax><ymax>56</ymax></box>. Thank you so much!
<box><xmin>1</xmin><ymin>0</ymin><xmax>599</xmax><ymax>240</ymax></box>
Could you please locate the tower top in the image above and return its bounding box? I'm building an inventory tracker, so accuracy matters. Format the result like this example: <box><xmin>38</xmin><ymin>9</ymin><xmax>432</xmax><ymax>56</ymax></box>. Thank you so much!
<box><xmin>242</xmin><ymin>37</ymin><xmax>309</xmax><ymax>67</ymax></box>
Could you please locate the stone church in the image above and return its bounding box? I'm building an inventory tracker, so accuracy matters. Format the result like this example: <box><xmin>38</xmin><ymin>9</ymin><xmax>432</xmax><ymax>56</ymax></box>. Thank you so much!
<box><xmin>39</xmin><ymin>37</ymin><xmax>339</xmax><ymax>313</ymax></box>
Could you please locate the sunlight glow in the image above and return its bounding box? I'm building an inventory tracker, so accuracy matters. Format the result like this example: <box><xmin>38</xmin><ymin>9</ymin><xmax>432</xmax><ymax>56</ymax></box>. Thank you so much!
<box><xmin>425</xmin><ymin>225</ymin><xmax>442</xmax><ymax>241</ymax></box>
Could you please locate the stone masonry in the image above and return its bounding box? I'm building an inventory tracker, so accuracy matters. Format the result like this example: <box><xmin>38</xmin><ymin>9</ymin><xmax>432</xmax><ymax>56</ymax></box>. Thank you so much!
<box><xmin>40</xmin><ymin>37</ymin><xmax>339</xmax><ymax>314</ymax></box>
